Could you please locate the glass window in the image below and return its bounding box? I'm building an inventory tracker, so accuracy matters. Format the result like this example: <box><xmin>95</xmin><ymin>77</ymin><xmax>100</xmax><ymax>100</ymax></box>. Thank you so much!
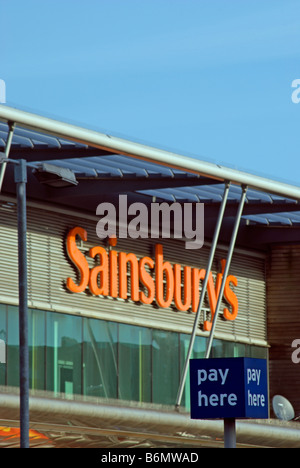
<box><xmin>211</xmin><ymin>339</ymin><xmax>246</xmax><ymax>358</ymax></box>
<box><xmin>180</xmin><ymin>334</ymin><xmax>207</xmax><ymax>409</ymax></box>
<box><xmin>83</xmin><ymin>318</ymin><xmax>118</xmax><ymax>399</ymax></box>
<box><xmin>0</xmin><ymin>302</ymin><xmax>269</xmax><ymax>408</ymax></box>
<box><xmin>7</xmin><ymin>306</ymin><xmax>19</xmax><ymax>387</ymax></box>
<box><xmin>118</xmin><ymin>324</ymin><xmax>152</xmax><ymax>402</ymax></box>
<box><xmin>152</xmin><ymin>329</ymin><xmax>179</xmax><ymax>405</ymax></box>
<box><xmin>250</xmin><ymin>345</ymin><xmax>268</xmax><ymax>359</ymax></box>
<box><xmin>210</xmin><ymin>339</ymin><xmax>229</xmax><ymax>357</ymax></box>
<box><xmin>29</xmin><ymin>309</ymin><xmax>45</xmax><ymax>391</ymax></box>
<box><xmin>46</xmin><ymin>312</ymin><xmax>82</xmax><ymax>397</ymax></box>
<box><xmin>234</xmin><ymin>342</ymin><xmax>246</xmax><ymax>357</ymax></box>
<box><xmin>0</xmin><ymin>304</ymin><xmax>6</xmax><ymax>385</ymax></box>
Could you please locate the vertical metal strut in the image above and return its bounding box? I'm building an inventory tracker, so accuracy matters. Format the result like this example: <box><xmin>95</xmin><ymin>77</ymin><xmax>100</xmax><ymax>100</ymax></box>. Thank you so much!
<box><xmin>205</xmin><ymin>185</ymin><xmax>248</xmax><ymax>359</ymax></box>
<box><xmin>175</xmin><ymin>182</ymin><xmax>231</xmax><ymax>408</ymax></box>
<box><xmin>15</xmin><ymin>160</ymin><xmax>29</xmax><ymax>448</ymax></box>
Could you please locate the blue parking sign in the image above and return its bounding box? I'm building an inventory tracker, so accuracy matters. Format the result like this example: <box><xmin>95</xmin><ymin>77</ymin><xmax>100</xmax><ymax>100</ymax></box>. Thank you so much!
<box><xmin>190</xmin><ymin>358</ymin><xmax>268</xmax><ymax>420</ymax></box>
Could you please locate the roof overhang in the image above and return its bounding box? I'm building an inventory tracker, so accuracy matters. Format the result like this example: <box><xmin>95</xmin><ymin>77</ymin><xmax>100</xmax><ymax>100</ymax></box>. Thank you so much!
<box><xmin>1</xmin><ymin>104</ymin><xmax>300</xmax><ymax>200</ymax></box>
<box><xmin>0</xmin><ymin>389</ymin><xmax>299</xmax><ymax>448</ymax></box>
<box><xmin>1</xmin><ymin>105</ymin><xmax>300</xmax><ymax>249</ymax></box>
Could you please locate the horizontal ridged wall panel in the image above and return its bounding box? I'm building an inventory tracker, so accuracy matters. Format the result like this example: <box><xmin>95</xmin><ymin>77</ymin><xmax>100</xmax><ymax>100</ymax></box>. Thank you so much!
<box><xmin>0</xmin><ymin>203</ymin><xmax>267</xmax><ymax>344</ymax></box>
<box><xmin>267</xmin><ymin>245</ymin><xmax>300</xmax><ymax>414</ymax></box>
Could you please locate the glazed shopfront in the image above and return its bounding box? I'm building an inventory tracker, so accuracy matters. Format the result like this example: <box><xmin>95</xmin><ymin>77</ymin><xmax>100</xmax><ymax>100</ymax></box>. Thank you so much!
<box><xmin>0</xmin><ymin>206</ymin><xmax>267</xmax><ymax>409</ymax></box>
<box><xmin>1</xmin><ymin>105</ymin><xmax>300</xmax><ymax>448</ymax></box>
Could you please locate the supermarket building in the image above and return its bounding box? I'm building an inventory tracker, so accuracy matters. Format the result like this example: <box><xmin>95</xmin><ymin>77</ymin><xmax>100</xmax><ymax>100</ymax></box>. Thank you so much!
<box><xmin>0</xmin><ymin>105</ymin><xmax>300</xmax><ymax>447</ymax></box>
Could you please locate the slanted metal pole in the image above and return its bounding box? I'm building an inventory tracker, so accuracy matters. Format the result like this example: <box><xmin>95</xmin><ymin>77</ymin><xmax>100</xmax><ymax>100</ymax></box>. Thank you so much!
<box><xmin>204</xmin><ymin>186</ymin><xmax>247</xmax><ymax>450</ymax></box>
<box><xmin>14</xmin><ymin>160</ymin><xmax>29</xmax><ymax>448</ymax></box>
<box><xmin>0</xmin><ymin>121</ymin><xmax>15</xmax><ymax>192</ymax></box>
<box><xmin>205</xmin><ymin>185</ymin><xmax>248</xmax><ymax>359</ymax></box>
<box><xmin>175</xmin><ymin>182</ymin><xmax>231</xmax><ymax>408</ymax></box>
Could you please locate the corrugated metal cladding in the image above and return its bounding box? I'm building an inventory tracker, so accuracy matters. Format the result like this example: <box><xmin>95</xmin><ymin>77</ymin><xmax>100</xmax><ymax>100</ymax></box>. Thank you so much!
<box><xmin>0</xmin><ymin>202</ymin><xmax>267</xmax><ymax>346</ymax></box>
<box><xmin>267</xmin><ymin>244</ymin><xmax>300</xmax><ymax>414</ymax></box>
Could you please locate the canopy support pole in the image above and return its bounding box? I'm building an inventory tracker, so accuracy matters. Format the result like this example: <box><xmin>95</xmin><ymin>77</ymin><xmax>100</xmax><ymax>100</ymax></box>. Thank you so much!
<box><xmin>175</xmin><ymin>181</ymin><xmax>231</xmax><ymax>408</ymax></box>
<box><xmin>205</xmin><ymin>185</ymin><xmax>248</xmax><ymax>359</ymax></box>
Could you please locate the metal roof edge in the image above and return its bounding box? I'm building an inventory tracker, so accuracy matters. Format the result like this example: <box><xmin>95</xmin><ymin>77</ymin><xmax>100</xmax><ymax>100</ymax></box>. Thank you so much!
<box><xmin>1</xmin><ymin>105</ymin><xmax>300</xmax><ymax>201</ymax></box>
<box><xmin>0</xmin><ymin>391</ymin><xmax>299</xmax><ymax>448</ymax></box>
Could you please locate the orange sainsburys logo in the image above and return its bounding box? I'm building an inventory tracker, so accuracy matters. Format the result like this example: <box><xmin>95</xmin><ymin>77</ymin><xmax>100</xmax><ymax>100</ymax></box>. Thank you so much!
<box><xmin>66</xmin><ymin>227</ymin><xmax>238</xmax><ymax>331</ymax></box>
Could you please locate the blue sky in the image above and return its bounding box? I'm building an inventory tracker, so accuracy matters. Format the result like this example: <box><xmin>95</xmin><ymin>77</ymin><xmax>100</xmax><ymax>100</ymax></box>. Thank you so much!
<box><xmin>1</xmin><ymin>0</ymin><xmax>300</xmax><ymax>185</ymax></box>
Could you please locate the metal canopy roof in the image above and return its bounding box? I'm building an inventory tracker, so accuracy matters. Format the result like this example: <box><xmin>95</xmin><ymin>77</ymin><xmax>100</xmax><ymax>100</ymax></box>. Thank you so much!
<box><xmin>1</xmin><ymin>119</ymin><xmax>300</xmax><ymax>250</ymax></box>
<box><xmin>1</xmin><ymin>104</ymin><xmax>300</xmax><ymax>197</ymax></box>
<box><xmin>0</xmin><ymin>389</ymin><xmax>299</xmax><ymax>449</ymax></box>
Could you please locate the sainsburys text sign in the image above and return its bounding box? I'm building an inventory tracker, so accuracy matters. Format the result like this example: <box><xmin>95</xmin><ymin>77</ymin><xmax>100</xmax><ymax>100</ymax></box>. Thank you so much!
<box><xmin>65</xmin><ymin>227</ymin><xmax>239</xmax><ymax>331</ymax></box>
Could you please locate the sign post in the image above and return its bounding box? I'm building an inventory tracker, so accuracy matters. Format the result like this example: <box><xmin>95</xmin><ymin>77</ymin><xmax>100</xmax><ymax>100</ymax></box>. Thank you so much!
<box><xmin>224</xmin><ymin>418</ymin><xmax>236</xmax><ymax>448</ymax></box>
<box><xmin>190</xmin><ymin>357</ymin><xmax>268</xmax><ymax>448</ymax></box>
